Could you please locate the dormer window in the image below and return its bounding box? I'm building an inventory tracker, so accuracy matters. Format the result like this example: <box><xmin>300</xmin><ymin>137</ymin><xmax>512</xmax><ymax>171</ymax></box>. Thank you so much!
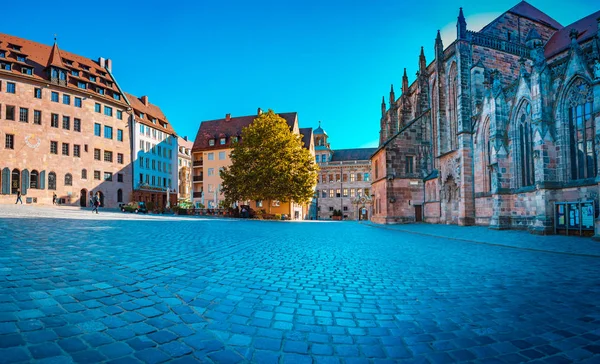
<box><xmin>81</xmin><ymin>65</ymin><xmax>90</xmax><ymax>71</ymax></box>
<box><xmin>71</xmin><ymin>70</ymin><xmax>80</xmax><ymax>77</ymax></box>
<box><xmin>62</xmin><ymin>58</ymin><xmax>73</xmax><ymax>66</ymax></box>
<box><xmin>209</xmin><ymin>139</ymin><xmax>215</xmax><ymax>146</ymax></box>
<box><xmin>1</xmin><ymin>62</ymin><xmax>12</xmax><ymax>71</ymax></box>
<box><xmin>59</xmin><ymin>70</ymin><xmax>67</xmax><ymax>80</ymax></box>
<box><xmin>139</xmin><ymin>112</ymin><xmax>145</xmax><ymax>119</ymax></box>
<box><xmin>97</xmin><ymin>87</ymin><xmax>105</xmax><ymax>95</ymax></box>
<box><xmin>232</xmin><ymin>136</ymin><xmax>238</xmax><ymax>143</ymax></box>
<box><xmin>98</xmin><ymin>70</ymin><xmax>106</xmax><ymax>76</ymax></box>
<box><xmin>0</xmin><ymin>51</ymin><xmax>5</xmax><ymax>58</ymax></box>
<box><xmin>89</xmin><ymin>75</ymin><xmax>96</xmax><ymax>82</ymax></box>
<box><xmin>152</xmin><ymin>118</ymin><xmax>157</xmax><ymax>124</ymax></box>
<box><xmin>113</xmin><ymin>93</ymin><xmax>121</xmax><ymax>101</ymax></box>
<box><xmin>21</xmin><ymin>66</ymin><xmax>32</xmax><ymax>75</ymax></box>
<box><xmin>220</xmin><ymin>138</ymin><xmax>226</xmax><ymax>145</ymax></box>
<box><xmin>105</xmin><ymin>80</ymin><xmax>113</xmax><ymax>87</ymax></box>
<box><xmin>16</xmin><ymin>55</ymin><xmax>26</xmax><ymax>62</ymax></box>
<box><xmin>9</xmin><ymin>44</ymin><xmax>22</xmax><ymax>51</ymax></box>
<box><xmin>77</xmin><ymin>81</ymin><xmax>87</xmax><ymax>89</ymax></box>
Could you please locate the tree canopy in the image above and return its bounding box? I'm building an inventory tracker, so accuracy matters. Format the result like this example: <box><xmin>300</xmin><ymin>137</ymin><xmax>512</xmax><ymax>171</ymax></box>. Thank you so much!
<box><xmin>220</xmin><ymin>110</ymin><xmax>318</xmax><ymax>210</ymax></box>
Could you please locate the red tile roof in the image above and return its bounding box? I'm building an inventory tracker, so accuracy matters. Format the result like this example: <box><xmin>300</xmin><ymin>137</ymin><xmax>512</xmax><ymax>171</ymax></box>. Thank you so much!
<box><xmin>125</xmin><ymin>92</ymin><xmax>175</xmax><ymax>135</ymax></box>
<box><xmin>507</xmin><ymin>1</ymin><xmax>562</xmax><ymax>30</ymax></box>
<box><xmin>544</xmin><ymin>10</ymin><xmax>600</xmax><ymax>59</ymax></box>
<box><xmin>192</xmin><ymin>112</ymin><xmax>298</xmax><ymax>151</ymax></box>
<box><xmin>0</xmin><ymin>32</ymin><xmax>126</xmax><ymax>107</ymax></box>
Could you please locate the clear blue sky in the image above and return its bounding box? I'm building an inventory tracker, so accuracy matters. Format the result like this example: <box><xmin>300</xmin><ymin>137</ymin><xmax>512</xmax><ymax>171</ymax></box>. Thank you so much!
<box><xmin>3</xmin><ymin>0</ymin><xmax>597</xmax><ymax>148</ymax></box>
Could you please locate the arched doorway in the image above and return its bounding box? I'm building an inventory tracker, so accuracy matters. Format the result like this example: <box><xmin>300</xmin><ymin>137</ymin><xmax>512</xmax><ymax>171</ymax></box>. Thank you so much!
<box><xmin>80</xmin><ymin>189</ymin><xmax>87</xmax><ymax>207</ymax></box>
<box><xmin>98</xmin><ymin>191</ymin><xmax>105</xmax><ymax>207</ymax></box>
<box><xmin>11</xmin><ymin>169</ymin><xmax>20</xmax><ymax>194</ymax></box>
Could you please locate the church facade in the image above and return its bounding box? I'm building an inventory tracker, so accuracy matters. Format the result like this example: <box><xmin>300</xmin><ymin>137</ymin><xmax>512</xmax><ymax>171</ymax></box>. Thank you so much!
<box><xmin>372</xmin><ymin>2</ymin><xmax>600</xmax><ymax>236</ymax></box>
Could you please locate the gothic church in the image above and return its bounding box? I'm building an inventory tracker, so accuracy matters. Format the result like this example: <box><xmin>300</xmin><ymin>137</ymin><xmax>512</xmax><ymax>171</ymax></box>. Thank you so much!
<box><xmin>371</xmin><ymin>1</ymin><xmax>600</xmax><ymax>235</ymax></box>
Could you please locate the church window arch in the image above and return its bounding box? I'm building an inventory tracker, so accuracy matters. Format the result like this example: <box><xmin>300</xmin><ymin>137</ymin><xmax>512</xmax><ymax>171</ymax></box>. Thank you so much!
<box><xmin>566</xmin><ymin>79</ymin><xmax>595</xmax><ymax>180</ymax></box>
<box><xmin>480</xmin><ymin>116</ymin><xmax>492</xmax><ymax>192</ymax></box>
<box><xmin>448</xmin><ymin>63</ymin><xmax>458</xmax><ymax>150</ymax></box>
<box><xmin>516</xmin><ymin>101</ymin><xmax>535</xmax><ymax>187</ymax></box>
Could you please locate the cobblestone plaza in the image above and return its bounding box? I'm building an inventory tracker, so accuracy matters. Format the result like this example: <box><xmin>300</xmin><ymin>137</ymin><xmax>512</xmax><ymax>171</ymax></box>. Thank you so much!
<box><xmin>0</xmin><ymin>206</ymin><xmax>599</xmax><ymax>363</ymax></box>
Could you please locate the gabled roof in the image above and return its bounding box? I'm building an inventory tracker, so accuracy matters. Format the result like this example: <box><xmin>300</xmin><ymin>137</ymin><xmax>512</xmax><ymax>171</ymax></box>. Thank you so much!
<box><xmin>126</xmin><ymin>92</ymin><xmax>175</xmax><ymax>135</ymax></box>
<box><xmin>299</xmin><ymin>127</ymin><xmax>313</xmax><ymax>151</ymax></box>
<box><xmin>544</xmin><ymin>10</ymin><xmax>600</xmax><ymax>59</ymax></box>
<box><xmin>507</xmin><ymin>1</ymin><xmax>562</xmax><ymax>29</ymax></box>
<box><xmin>47</xmin><ymin>42</ymin><xmax>65</xmax><ymax>69</ymax></box>
<box><xmin>192</xmin><ymin>112</ymin><xmax>298</xmax><ymax>151</ymax></box>
<box><xmin>331</xmin><ymin>148</ymin><xmax>377</xmax><ymax>162</ymax></box>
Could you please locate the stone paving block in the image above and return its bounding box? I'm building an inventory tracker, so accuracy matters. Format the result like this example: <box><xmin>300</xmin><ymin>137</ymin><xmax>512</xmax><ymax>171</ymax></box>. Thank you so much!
<box><xmin>0</xmin><ymin>346</ymin><xmax>31</xmax><ymax>363</ymax></box>
<box><xmin>57</xmin><ymin>337</ymin><xmax>88</xmax><ymax>353</ymax></box>
<box><xmin>28</xmin><ymin>342</ymin><xmax>63</xmax><ymax>359</ymax></box>
<box><xmin>134</xmin><ymin>348</ymin><xmax>170</xmax><ymax>364</ymax></box>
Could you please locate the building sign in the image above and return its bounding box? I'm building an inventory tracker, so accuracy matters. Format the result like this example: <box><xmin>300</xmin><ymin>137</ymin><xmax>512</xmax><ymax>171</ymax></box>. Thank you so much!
<box><xmin>568</xmin><ymin>203</ymin><xmax>579</xmax><ymax>229</ymax></box>
<box><xmin>554</xmin><ymin>201</ymin><xmax>595</xmax><ymax>234</ymax></box>
<box><xmin>582</xmin><ymin>201</ymin><xmax>594</xmax><ymax>229</ymax></box>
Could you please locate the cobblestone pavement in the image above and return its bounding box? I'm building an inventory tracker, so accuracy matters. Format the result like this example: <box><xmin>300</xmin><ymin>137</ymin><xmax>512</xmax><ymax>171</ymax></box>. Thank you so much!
<box><xmin>0</xmin><ymin>205</ymin><xmax>599</xmax><ymax>363</ymax></box>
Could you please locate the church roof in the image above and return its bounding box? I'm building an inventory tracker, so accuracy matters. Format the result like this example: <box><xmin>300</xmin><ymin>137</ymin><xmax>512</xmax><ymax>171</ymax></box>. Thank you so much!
<box><xmin>544</xmin><ymin>10</ymin><xmax>600</xmax><ymax>59</ymax></box>
<box><xmin>330</xmin><ymin>148</ymin><xmax>377</xmax><ymax>162</ymax></box>
<box><xmin>507</xmin><ymin>1</ymin><xmax>562</xmax><ymax>30</ymax></box>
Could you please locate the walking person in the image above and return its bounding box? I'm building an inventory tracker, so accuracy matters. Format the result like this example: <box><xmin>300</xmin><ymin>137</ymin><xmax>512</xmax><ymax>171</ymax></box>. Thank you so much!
<box><xmin>92</xmin><ymin>192</ymin><xmax>100</xmax><ymax>214</ymax></box>
<box><xmin>15</xmin><ymin>189</ymin><xmax>23</xmax><ymax>204</ymax></box>
<box><xmin>52</xmin><ymin>193</ymin><xmax>57</xmax><ymax>205</ymax></box>
<box><xmin>89</xmin><ymin>191</ymin><xmax>94</xmax><ymax>210</ymax></box>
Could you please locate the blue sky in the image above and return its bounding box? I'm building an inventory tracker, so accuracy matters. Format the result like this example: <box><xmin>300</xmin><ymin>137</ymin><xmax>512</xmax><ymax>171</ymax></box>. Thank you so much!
<box><xmin>3</xmin><ymin>0</ymin><xmax>597</xmax><ymax>148</ymax></box>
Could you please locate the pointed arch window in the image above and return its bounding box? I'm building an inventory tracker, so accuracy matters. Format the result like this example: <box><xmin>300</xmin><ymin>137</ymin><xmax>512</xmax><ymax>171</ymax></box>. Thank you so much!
<box><xmin>48</xmin><ymin>172</ymin><xmax>57</xmax><ymax>190</ymax></box>
<box><xmin>481</xmin><ymin>117</ymin><xmax>492</xmax><ymax>192</ymax></box>
<box><xmin>517</xmin><ymin>102</ymin><xmax>535</xmax><ymax>187</ymax></box>
<box><xmin>448</xmin><ymin>63</ymin><xmax>458</xmax><ymax>150</ymax></box>
<box><xmin>567</xmin><ymin>79</ymin><xmax>595</xmax><ymax>180</ymax></box>
<box><xmin>65</xmin><ymin>173</ymin><xmax>73</xmax><ymax>186</ymax></box>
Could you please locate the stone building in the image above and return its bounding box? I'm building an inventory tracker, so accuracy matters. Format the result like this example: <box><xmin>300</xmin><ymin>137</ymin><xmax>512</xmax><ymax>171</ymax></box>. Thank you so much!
<box><xmin>0</xmin><ymin>34</ymin><xmax>132</xmax><ymax>207</ymax></box>
<box><xmin>178</xmin><ymin>136</ymin><xmax>193</xmax><ymax>202</ymax></box>
<box><xmin>372</xmin><ymin>2</ymin><xmax>600</xmax><ymax>236</ymax></box>
<box><xmin>191</xmin><ymin>109</ymin><xmax>315</xmax><ymax>219</ymax></box>
<box><xmin>129</xmin><ymin>93</ymin><xmax>178</xmax><ymax>208</ymax></box>
<box><xmin>312</xmin><ymin>123</ymin><xmax>375</xmax><ymax>220</ymax></box>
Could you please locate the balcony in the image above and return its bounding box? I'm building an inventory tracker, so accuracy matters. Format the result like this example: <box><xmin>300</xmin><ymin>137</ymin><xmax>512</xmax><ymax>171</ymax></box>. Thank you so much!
<box><xmin>193</xmin><ymin>160</ymin><xmax>203</xmax><ymax>167</ymax></box>
<box><xmin>193</xmin><ymin>192</ymin><xmax>203</xmax><ymax>198</ymax></box>
<box><xmin>193</xmin><ymin>175</ymin><xmax>203</xmax><ymax>182</ymax></box>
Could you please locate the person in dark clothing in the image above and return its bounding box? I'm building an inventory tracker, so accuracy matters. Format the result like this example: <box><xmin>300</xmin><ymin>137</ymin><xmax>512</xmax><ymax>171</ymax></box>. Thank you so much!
<box><xmin>15</xmin><ymin>189</ymin><xmax>23</xmax><ymax>204</ymax></box>
<box><xmin>52</xmin><ymin>193</ymin><xmax>57</xmax><ymax>205</ymax></box>
<box><xmin>92</xmin><ymin>193</ymin><xmax>100</xmax><ymax>214</ymax></box>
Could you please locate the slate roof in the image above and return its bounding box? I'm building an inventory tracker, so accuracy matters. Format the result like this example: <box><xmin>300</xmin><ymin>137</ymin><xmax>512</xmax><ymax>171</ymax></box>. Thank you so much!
<box><xmin>299</xmin><ymin>127</ymin><xmax>313</xmax><ymax>151</ymax></box>
<box><xmin>330</xmin><ymin>148</ymin><xmax>377</xmax><ymax>162</ymax></box>
<box><xmin>544</xmin><ymin>10</ymin><xmax>600</xmax><ymax>59</ymax></box>
<box><xmin>192</xmin><ymin>112</ymin><xmax>298</xmax><ymax>151</ymax></box>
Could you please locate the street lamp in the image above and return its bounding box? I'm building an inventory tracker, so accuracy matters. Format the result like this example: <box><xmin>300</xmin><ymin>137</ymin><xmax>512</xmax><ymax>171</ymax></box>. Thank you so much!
<box><xmin>340</xmin><ymin>164</ymin><xmax>343</xmax><ymax>221</ymax></box>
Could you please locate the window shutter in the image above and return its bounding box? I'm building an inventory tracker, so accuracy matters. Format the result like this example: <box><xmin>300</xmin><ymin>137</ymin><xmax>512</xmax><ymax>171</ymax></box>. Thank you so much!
<box><xmin>21</xmin><ymin>169</ymin><xmax>29</xmax><ymax>195</ymax></box>
<box><xmin>39</xmin><ymin>170</ymin><xmax>46</xmax><ymax>190</ymax></box>
<box><xmin>1</xmin><ymin>168</ymin><xmax>10</xmax><ymax>194</ymax></box>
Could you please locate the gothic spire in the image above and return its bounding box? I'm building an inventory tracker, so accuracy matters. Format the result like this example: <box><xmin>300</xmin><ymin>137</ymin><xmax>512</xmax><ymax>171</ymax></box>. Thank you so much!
<box><xmin>402</xmin><ymin>68</ymin><xmax>409</xmax><ymax>94</ymax></box>
<box><xmin>457</xmin><ymin>7</ymin><xmax>467</xmax><ymax>40</ymax></box>
<box><xmin>381</xmin><ymin>96</ymin><xmax>386</xmax><ymax>116</ymax></box>
<box><xmin>419</xmin><ymin>46</ymin><xmax>427</xmax><ymax>71</ymax></box>
<box><xmin>389</xmin><ymin>84</ymin><xmax>395</xmax><ymax>104</ymax></box>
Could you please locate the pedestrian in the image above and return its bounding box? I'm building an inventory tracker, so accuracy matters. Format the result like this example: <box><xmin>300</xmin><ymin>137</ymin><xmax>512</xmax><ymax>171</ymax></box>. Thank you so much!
<box><xmin>89</xmin><ymin>191</ymin><xmax>94</xmax><ymax>208</ymax></box>
<box><xmin>92</xmin><ymin>193</ymin><xmax>100</xmax><ymax>214</ymax></box>
<box><xmin>52</xmin><ymin>193</ymin><xmax>57</xmax><ymax>205</ymax></box>
<box><xmin>15</xmin><ymin>189</ymin><xmax>23</xmax><ymax>204</ymax></box>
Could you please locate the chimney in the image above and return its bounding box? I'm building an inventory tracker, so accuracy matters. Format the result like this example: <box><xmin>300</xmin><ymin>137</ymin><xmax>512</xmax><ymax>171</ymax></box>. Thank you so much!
<box><xmin>225</xmin><ymin>113</ymin><xmax>231</xmax><ymax>121</ymax></box>
<box><xmin>257</xmin><ymin>108</ymin><xmax>263</xmax><ymax>115</ymax></box>
<box><xmin>183</xmin><ymin>136</ymin><xmax>188</xmax><ymax>141</ymax></box>
<box><xmin>98</xmin><ymin>57</ymin><xmax>106</xmax><ymax>68</ymax></box>
<box><xmin>141</xmin><ymin>95</ymin><xmax>149</xmax><ymax>106</ymax></box>
<box><xmin>106</xmin><ymin>58</ymin><xmax>112</xmax><ymax>72</ymax></box>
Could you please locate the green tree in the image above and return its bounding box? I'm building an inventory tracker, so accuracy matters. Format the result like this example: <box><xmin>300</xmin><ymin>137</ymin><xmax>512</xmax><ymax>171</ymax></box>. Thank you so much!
<box><xmin>220</xmin><ymin>110</ymin><xmax>319</xmax><ymax>212</ymax></box>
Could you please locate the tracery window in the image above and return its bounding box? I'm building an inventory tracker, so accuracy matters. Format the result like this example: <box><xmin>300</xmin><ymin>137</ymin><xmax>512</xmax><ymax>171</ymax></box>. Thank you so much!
<box><xmin>448</xmin><ymin>63</ymin><xmax>458</xmax><ymax>150</ymax></box>
<box><xmin>517</xmin><ymin>102</ymin><xmax>535</xmax><ymax>187</ymax></box>
<box><xmin>481</xmin><ymin>117</ymin><xmax>492</xmax><ymax>192</ymax></box>
<box><xmin>567</xmin><ymin>79</ymin><xmax>595</xmax><ymax>180</ymax></box>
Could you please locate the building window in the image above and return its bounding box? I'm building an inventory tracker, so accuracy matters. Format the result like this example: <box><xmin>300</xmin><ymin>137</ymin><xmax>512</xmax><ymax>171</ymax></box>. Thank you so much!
<box><xmin>74</xmin><ymin>97</ymin><xmax>82</xmax><ymax>108</ymax></box>
<box><xmin>117</xmin><ymin>110</ymin><xmax>123</xmax><ymax>120</ymax></box>
<box><xmin>448</xmin><ymin>63</ymin><xmax>458</xmax><ymax>150</ymax></box>
<box><xmin>94</xmin><ymin>149</ymin><xmax>101</xmax><ymax>160</ymax></box>
<box><xmin>208</xmin><ymin>139</ymin><xmax>215</xmax><ymax>146</ymax></box>
<box><xmin>104</xmin><ymin>151</ymin><xmax>113</xmax><ymax>162</ymax></box>
<box><xmin>51</xmin><ymin>113</ymin><xmax>59</xmax><ymax>128</ymax></box>
<box><xmin>104</xmin><ymin>126</ymin><xmax>113</xmax><ymax>139</ymax></box>
<box><xmin>21</xmin><ymin>67</ymin><xmax>33</xmax><ymax>75</ymax></box>
<box><xmin>51</xmin><ymin>92</ymin><xmax>59</xmax><ymax>102</ymax></box>
<box><xmin>50</xmin><ymin>141</ymin><xmax>58</xmax><ymax>154</ymax></box>
<box><xmin>71</xmin><ymin>70</ymin><xmax>79</xmax><ymax>77</ymax></box>
<box><xmin>516</xmin><ymin>101</ymin><xmax>535</xmax><ymax>187</ymax></box>
<box><xmin>336</xmin><ymin>189</ymin><xmax>341</xmax><ymax>198</ymax></box>
<box><xmin>357</xmin><ymin>172</ymin><xmax>363</xmax><ymax>181</ymax></box>
<box><xmin>62</xmin><ymin>116</ymin><xmax>70</xmax><ymax>130</ymax></box>
<box><xmin>329</xmin><ymin>189</ymin><xmax>334</xmax><ymax>198</ymax></box>
<box><xmin>117</xmin><ymin>153</ymin><xmax>123</xmax><ymax>164</ymax></box>
<box><xmin>114</xmin><ymin>93</ymin><xmax>121</xmax><ymax>101</ymax></box>
<box><xmin>34</xmin><ymin>88</ymin><xmax>42</xmax><ymax>99</ymax></box>
<box><xmin>30</xmin><ymin>170</ymin><xmax>38</xmax><ymax>189</ymax></box>
<box><xmin>152</xmin><ymin>160</ymin><xmax>156</xmax><ymax>170</ymax></box>
<box><xmin>405</xmin><ymin>156</ymin><xmax>414</xmax><ymax>174</ymax></box>
<box><xmin>481</xmin><ymin>117</ymin><xmax>492</xmax><ymax>192</ymax></box>
<box><xmin>74</xmin><ymin>118</ymin><xmax>81</xmax><ymax>132</ymax></box>
<box><xmin>567</xmin><ymin>79</ymin><xmax>595</xmax><ymax>181</ymax></box>
<box><xmin>220</xmin><ymin>137</ymin><xmax>226</xmax><ymax>145</ymax></box>
<box><xmin>97</xmin><ymin>87</ymin><xmax>105</xmax><ymax>95</ymax></box>
<box><xmin>321</xmin><ymin>190</ymin><xmax>327</xmax><ymax>198</ymax></box>
<box><xmin>364</xmin><ymin>173</ymin><xmax>370</xmax><ymax>182</ymax></box>
<box><xmin>104</xmin><ymin>172</ymin><xmax>112</xmax><ymax>181</ymax></box>
<box><xmin>82</xmin><ymin>169</ymin><xmax>87</xmax><ymax>179</ymax></box>
<box><xmin>89</xmin><ymin>75</ymin><xmax>96</xmax><ymax>82</ymax></box>
<box><xmin>6</xmin><ymin>82</ymin><xmax>15</xmax><ymax>94</ymax></box>
<box><xmin>350</xmin><ymin>173</ymin><xmax>355</xmax><ymax>182</ymax></box>
<box><xmin>94</xmin><ymin>171</ymin><xmax>101</xmax><ymax>180</ymax></box>
<box><xmin>62</xmin><ymin>143</ymin><xmax>69</xmax><ymax>156</ymax></box>
<box><xmin>48</xmin><ymin>172</ymin><xmax>56</xmax><ymax>190</ymax></box>
<box><xmin>74</xmin><ymin>144</ymin><xmax>81</xmax><ymax>157</ymax></box>
<box><xmin>64</xmin><ymin>173</ymin><xmax>72</xmax><ymax>186</ymax></box>
<box><xmin>208</xmin><ymin>168</ymin><xmax>214</xmax><ymax>176</ymax></box>
<box><xmin>95</xmin><ymin>103</ymin><xmax>101</xmax><ymax>113</ymax></box>
<box><xmin>350</xmin><ymin>188</ymin><xmax>355</xmax><ymax>197</ymax></box>
<box><xmin>5</xmin><ymin>105</ymin><xmax>15</xmax><ymax>120</ymax></box>
<box><xmin>94</xmin><ymin>123</ymin><xmax>101</xmax><ymax>136</ymax></box>
<box><xmin>207</xmin><ymin>153</ymin><xmax>214</xmax><ymax>161</ymax></box>
<box><xmin>19</xmin><ymin>108</ymin><xmax>28</xmax><ymax>123</ymax></box>
<box><xmin>218</xmin><ymin>151</ymin><xmax>226</xmax><ymax>160</ymax></box>
<box><xmin>63</xmin><ymin>94</ymin><xmax>70</xmax><ymax>105</ymax></box>
<box><xmin>343</xmin><ymin>174</ymin><xmax>348</xmax><ymax>182</ymax></box>
<box><xmin>5</xmin><ymin>134</ymin><xmax>14</xmax><ymax>149</ymax></box>
<box><xmin>104</xmin><ymin>106</ymin><xmax>113</xmax><ymax>117</ymax></box>
<box><xmin>78</xmin><ymin>81</ymin><xmax>87</xmax><ymax>89</ymax></box>
<box><xmin>343</xmin><ymin>188</ymin><xmax>348</xmax><ymax>197</ymax></box>
<box><xmin>34</xmin><ymin>110</ymin><xmax>42</xmax><ymax>125</ymax></box>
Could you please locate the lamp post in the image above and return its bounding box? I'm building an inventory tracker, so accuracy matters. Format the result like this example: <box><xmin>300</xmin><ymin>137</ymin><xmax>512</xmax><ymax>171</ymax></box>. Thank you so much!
<box><xmin>340</xmin><ymin>164</ymin><xmax>343</xmax><ymax>221</ymax></box>
<box><xmin>314</xmin><ymin>190</ymin><xmax>319</xmax><ymax>220</ymax></box>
